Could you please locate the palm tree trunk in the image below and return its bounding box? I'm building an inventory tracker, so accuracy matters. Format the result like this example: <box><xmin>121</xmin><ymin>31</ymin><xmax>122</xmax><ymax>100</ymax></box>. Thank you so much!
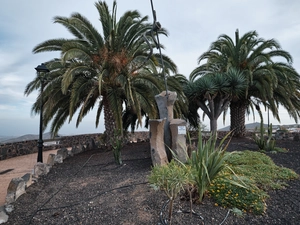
<box><xmin>103</xmin><ymin>96</ymin><xmax>117</xmax><ymax>141</ymax></box>
<box><xmin>230</xmin><ymin>101</ymin><xmax>246</xmax><ymax>137</ymax></box>
<box><xmin>210</xmin><ymin>118</ymin><xmax>218</xmax><ymax>134</ymax></box>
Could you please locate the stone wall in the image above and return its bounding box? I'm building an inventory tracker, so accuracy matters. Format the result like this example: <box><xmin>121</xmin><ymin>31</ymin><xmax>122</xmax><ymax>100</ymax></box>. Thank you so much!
<box><xmin>1</xmin><ymin>130</ymin><xmax>299</xmax><ymax>161</ymax></box>
<box><xmin>0</xmin><ymin>132</ymin><xmax>150</xmax><ymax>161</ymax></box>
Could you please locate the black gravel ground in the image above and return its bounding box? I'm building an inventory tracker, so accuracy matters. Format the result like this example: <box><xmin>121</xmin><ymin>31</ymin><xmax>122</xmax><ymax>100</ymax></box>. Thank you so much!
<box><xmin>4</xmin><ymin>138</ymin><xmax>300</xmax><ymax>225</ymax></box>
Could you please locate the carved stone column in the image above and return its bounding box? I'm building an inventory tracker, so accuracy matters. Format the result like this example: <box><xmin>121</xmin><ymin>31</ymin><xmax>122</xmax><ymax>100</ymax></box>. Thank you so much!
<box><xmin>155</xmin><ymin>91</ymin><xmax>177</xmax><ymax>160</ymax></box>
<box><xmin>149</xmin><ymin>119</ymin><xmax>168</xmax><ymax>166</ymax></box>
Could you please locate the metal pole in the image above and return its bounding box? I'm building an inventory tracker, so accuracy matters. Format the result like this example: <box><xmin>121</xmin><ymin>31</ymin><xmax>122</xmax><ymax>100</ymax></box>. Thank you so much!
<box><xmin>155</xmin><ymin>32</ymin><xmax>168</xmax><ymax>96</ymax></box>
<box><xmin>37</xmin><ymin>79</ymin><xmax>44</xmax><ymax>163</ymax></box>
<box><xmin>149</xmin><ymin>0</ymin><xmax>168</xmax><ymax>96</ymax></box>
<box><xmin>268</xmin><ymin>108</ymin><xmax>270</xmax><ymax>135</ymax></box>
<box><xmin>35</xmin><ymin>63</ymin><xmax>49</xmax><ymax>163</ymax></box>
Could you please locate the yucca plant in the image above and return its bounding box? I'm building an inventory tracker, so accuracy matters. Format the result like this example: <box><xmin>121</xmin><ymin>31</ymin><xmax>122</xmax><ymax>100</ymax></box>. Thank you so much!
<box><xmin>189</xmin><ymin>131</ymin><xmax>232</xmax><ymax>201</ymax></box>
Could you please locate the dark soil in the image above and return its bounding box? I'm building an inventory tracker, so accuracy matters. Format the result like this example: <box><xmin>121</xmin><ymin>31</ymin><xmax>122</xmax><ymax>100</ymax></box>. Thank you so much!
<box><xmin>4</xmin><ymin>137</ymin><xmax>300</xmax><ymax>225</ymax></box>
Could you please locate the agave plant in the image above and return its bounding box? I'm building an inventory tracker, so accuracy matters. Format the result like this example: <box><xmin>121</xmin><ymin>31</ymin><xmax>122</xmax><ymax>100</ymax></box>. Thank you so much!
<box><xmin>189</xmin><ymin>131</ymin><xmax>232</xmax><ymax>201</ymax></box>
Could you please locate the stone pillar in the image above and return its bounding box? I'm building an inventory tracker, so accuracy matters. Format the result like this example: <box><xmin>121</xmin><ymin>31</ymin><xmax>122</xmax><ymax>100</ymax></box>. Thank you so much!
<box><xmin>149</xmin><ymin>119</ymin><xmax>168</xmax><ymax>166</ymax></box>
<box><xmin>170</xmin><ymin>119</ymin><xmax>188</xmax><ymax>163</ymax></box>
<box><xmin>155</xmin><ymin>91</ymin><xmax>177</xmax><ymax>160</ymax></box>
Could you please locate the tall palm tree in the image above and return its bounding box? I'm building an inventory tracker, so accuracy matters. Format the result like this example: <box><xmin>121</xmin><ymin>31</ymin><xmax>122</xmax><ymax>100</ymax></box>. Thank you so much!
<box><xmin>191</xmin><ymin>30</ymin><xmax>300</xmax><ymax>136</ymax></box>
<box><xmin>26</xmin><ymin>1</ymin><xmax>179</xmax><ymax>138</ymax></box>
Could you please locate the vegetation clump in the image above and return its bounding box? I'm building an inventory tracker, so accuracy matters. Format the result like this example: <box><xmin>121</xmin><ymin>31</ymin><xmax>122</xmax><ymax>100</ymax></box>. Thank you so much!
<box><xmin>209</xmin><ymin>150</ymin><xmax>298</xmax><ymax>214</ymax></box>
<box><xmin>253</xmin><ymin>107</ymin><xmax>286</xmax><ymax>152</ymax></box>
<box><xmin>149</xmin><ymin>160</ymin><xmax>191</xmax><ymax>224</ymax></box>
<box><xmin>149</xmin><ymin>131</ymin><xmax>298</xmax><ymax>221</ymax></box>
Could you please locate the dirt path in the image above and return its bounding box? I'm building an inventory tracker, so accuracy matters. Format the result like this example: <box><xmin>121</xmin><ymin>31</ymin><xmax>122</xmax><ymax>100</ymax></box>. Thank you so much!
<box><xmin>0</xmin><ymin>150</ymin><xmax>58</xmax><ymax>206</ymax></box>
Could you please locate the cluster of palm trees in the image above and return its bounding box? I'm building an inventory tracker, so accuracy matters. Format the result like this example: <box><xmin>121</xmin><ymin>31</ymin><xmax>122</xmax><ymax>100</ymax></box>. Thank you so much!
<box><xmin>25</xmin><ymin>1</ymin><xmax>300</xmax><ymax>139</ymax></box>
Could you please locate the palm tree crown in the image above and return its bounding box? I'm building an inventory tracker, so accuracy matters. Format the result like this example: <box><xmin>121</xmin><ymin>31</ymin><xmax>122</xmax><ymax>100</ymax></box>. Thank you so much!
<box><xmin>191</xmin><ymin>30</ymin><xmax>300</xmax><ymax>136</ymax></box>
<box><xmin>25</xmin><ymin>1</ymin><xmax>179</xmax><ymax>138</ymax></box>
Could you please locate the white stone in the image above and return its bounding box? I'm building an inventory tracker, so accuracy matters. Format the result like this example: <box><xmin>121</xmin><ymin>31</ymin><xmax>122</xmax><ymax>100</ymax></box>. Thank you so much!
<box><xmin>5</xmin><ymin>193</ymin><xmax>15</xmax><ymax>205</ymax></box>
<box><xmin>21</xmin><ymin>173</ymin><xmax>32</xmax><ymax>188</ymax></box>
<box><xmin>54</xmin><ymin>154</ymin><xmax>63</xmax><ymax>164</ymax></box>
<box><xmin>57</xmin><ymin>148</ymin><xmax>68</xmax><ymax>159</ymax></box>
<box><xmin>47</xmin><ymin>154</ymin><xmax>56</xmax><ymax>166</ymax></box>
<box><xmin>68</xmin><ymin>150</ymin><xmax>74</xmax><ymax>157</ymax></box>
<box><xmin>4</xmin><ymin>204</ymin><xmax>14</xmax><ymax>214</ymax></box>
<box><xmin>6</xmin><ymin>178</ymin><xmax>26</xmax><ymax>202</ymax></box>
<box><xmin>34</xmin><ymin>162</ymin><xmax>51</xmax><ymax>177</ymax></box>
<box><xmin>0</xmin><ymin>206</ymin><xmax>8</xmax><ymax>224</ymax></box>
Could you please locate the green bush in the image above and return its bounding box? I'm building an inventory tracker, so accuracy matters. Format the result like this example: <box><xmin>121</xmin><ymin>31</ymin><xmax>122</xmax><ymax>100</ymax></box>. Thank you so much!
<box><xmin>209</xmin><ymin>173</ymin><xmax>268</xmax><ymax>214</ymax></box>
<box><xmin>208</xmin><ymin>151</ymin><xmax>298</xmax><ymax>214</ymax></box>
<box><xmin>149</xmin><ymin>160</ymin><xmax>191</xmax><ymax>224</ymax></box>
<box><xmin>227</xmin><ymin>151</ymin><xmax>298</xmax><ymax>189</ymax></box>
<box><xmin>149</xmin><ymin>131</ymin><xmax>298</xmax><ymax>218</ymax></box>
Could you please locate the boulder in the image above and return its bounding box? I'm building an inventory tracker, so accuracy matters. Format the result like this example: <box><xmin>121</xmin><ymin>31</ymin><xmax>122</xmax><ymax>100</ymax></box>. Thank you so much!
<box><xmin>21</xmin><ymin>173</ymin><xmax>32</xmax><ymax>188</ymax></box>
<box><xmin>5</xmin><ymin>193</ymin><xmax>15</xmax><ymax>205</ymax></box>
<box><xmin>34</xmin><ymin>162</ymin><xmax>51</xmax><ymax>177</ymax></box>
<box><xmin>68</xmin><ymin>150</ymin><xmax>74</xmax><ymax>157</ymax></box>
<box><xmin>47</xmin><ymin>154</ymin><xmax>56</xmax><ymax>166</ymax></box>
<box><xmin>6</xmin><ymin>177</ymin><xmax>26</xmax><ymax>204</ymax></box>
<box><xmin>86</xmin><ymin>138</ymin><xmax>96</xmax><ymax>150</ymax></box>
<box><xmin>72</xmin><ymin>145</ymin><xmax>85</xmax><ymax>155</ymax></box>
<box><xmin>4</xmin><ymin>204</ymin><xmax>14</xmax><ymax>214</ymax></box>
<box><xmin>57</xmin><ymin>148</ymin><xmax>68</xmax><ymax>160</ymax></box>
<box><xmin>54</xmin><ymin>154</ymin><xmax>63</xmax><ymax>164</ymax></box>
<box><xmin>0</xmin><ymin>206</ymin><xmax>8</xmax><ymax>224</ymax></box>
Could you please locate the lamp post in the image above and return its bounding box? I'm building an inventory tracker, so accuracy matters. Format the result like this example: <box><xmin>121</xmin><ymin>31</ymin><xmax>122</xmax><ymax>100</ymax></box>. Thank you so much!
<box><xmin>268</xmin><ymin>108</ymin><xmax>270</xmax><ymax>135</ymax></box>
<box><xmin>35</xmin><ymin>63</ymin><xmax>49</xmax><ymax>163</ymax></box>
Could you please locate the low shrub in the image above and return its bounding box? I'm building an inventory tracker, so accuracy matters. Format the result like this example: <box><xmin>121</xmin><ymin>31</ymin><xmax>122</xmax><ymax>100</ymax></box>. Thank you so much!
<box><xmin>149</xmin><ymin>160</ymin><xmax>191</xmax><ymax>224</ymax></box>
<box><xmin>208</xmin><ymin>151</ymin><xmax>298</xmax><ymax>214</ymax></box>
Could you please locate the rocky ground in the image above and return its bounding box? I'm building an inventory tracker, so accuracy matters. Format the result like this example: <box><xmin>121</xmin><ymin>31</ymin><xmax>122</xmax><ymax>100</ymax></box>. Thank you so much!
<box><xmin>3</xmin><ymin>137</ymin><xmax>300</xmax><ymax>225</ymax></box>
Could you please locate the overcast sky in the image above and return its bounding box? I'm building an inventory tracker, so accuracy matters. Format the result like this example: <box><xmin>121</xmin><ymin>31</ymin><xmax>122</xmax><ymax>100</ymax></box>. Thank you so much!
<box><xmin>1</xmin><ymin>0</ymin><xmax>300</xmax><ymax>136</ymax></box>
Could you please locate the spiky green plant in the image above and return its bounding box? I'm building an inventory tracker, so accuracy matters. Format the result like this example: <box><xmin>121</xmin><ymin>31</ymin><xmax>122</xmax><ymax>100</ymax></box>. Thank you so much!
<box><xmin>253</xmin><ymin>109</ymin><xmax>285</xmax><ymax>152</ymax></box>
<box><xmin>189</xmin><ymin>132</ymin><xmax>232</xmax><ymax>201</ymax></box>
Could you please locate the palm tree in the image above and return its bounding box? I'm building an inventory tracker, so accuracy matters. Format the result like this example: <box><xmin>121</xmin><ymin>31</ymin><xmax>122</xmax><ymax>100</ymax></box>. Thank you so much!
<box><xmin>184</xmin><ymin>68</ymin><xmax>246</xmax><ymax>132</ymax></box>
<box><xmin>191</xmin><ymin>30</ymin><xmax>300</xmax><ymax>136</ymax></box>
<box><xmin>26</xmin><ymin>1</ymin><xmax>179</xmax><ymax>138</ymax></box>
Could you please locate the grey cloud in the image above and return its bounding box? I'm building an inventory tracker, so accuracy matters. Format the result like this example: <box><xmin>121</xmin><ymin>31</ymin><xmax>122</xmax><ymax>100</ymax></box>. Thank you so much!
<box><xmin>0</xmin><ymin>0</ymin><xmax>300</xmax><ymax>136</ymax></box>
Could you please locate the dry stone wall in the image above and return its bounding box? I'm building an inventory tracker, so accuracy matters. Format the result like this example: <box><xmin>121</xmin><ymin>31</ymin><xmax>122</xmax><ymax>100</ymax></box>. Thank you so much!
<box><xmin>1</xmin><ymin>130</ymin><xmax>298</xmax><ymax>161</ymax></box>
<box><xmin>0</xmin><ymin>132</ymin><xmax>150</xmax><ymax>161</ymax></box>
